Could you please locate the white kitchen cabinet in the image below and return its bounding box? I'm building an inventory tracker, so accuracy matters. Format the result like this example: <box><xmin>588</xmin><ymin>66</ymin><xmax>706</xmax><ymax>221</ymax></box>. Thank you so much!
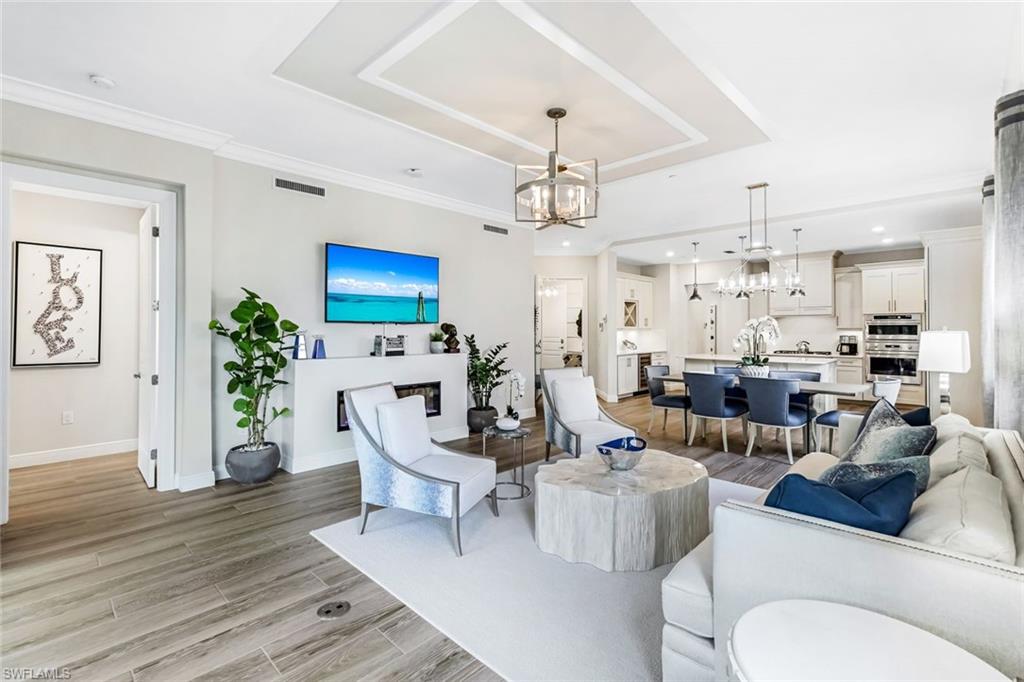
<box><xmin>858</xmin><ymin>263</ymin><xmax>926</xmax><ymax>314</ymax></box>
<box><xmin>616</xmin><ymin>274</ymin><xmax>656</xmax><ymax>329</ymax></box>
<box><xmin>768</xmin><ymin>254</ymin><xmax>834</xmax><ymax>316</ymax></box>
<box><xmin>836</xmin><ymin>358</ymin><xmax>865</xmax><ymax>395</ymax></box>
<box><xmin>617</xmin><ymin>354</ymin><xmax>639</xmax><ymax>395</ymax></box>
<box><xmin>834</xmin><ymin>268</ymin><xmax>863</xmax><ymax>329</ymax></box>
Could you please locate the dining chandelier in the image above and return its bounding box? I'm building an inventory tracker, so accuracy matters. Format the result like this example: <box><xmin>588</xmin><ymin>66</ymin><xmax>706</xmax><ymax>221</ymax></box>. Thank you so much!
<box><xmin>515</xmin><ymin>107</ymin><xmax>598</xmax><ymax>230</ymax></box>
<box><xmin>714</xmin><ymin>182</ymin><xmax>806</xmax><ymax>299</ymax></box>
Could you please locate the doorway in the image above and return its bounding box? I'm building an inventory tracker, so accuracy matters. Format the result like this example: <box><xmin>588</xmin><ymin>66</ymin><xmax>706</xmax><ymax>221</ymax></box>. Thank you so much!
<box><xmin>534</xmin><ymin>275</ymin><xmax>588</xmax><ymax>375</ymax></box>
<box><xmin>0</xmin><ymin>162</ymin><xmax>178</xmax><ymax>524</ymax></box>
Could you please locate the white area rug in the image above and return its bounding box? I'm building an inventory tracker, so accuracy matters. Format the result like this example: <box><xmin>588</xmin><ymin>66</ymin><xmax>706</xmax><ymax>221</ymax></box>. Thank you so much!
<box><xmin>312</xmin><ymin>460</ymin><xmax>763</xmax><ymax>681</ymax></box>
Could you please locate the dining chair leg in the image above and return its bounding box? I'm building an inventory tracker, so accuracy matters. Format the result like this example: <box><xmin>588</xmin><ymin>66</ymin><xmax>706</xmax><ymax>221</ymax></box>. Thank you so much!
<box><xmin>683</xmin><ymin>410</ymin><xmax>689</xmax><ymax>443</ymax></box>
<box><xmin>741</xmin><ymin>415</ymin><xmax>748</xmax><ymax>445</ymax></box>
<box><xmin>744</xmin><ymin>423</ymin><xmax>756</xmax><ymax>458</ymax></box>
<box><xmin>663</xmin><ymin>409</ymin><xmax>668</xmax><ymax>430</ymax></box>
<box><xmin>828</xmin><ymin>429</ymin><xmax>835</xmax><ymax>454</ymax></box>
<box><xmin>647</xmin><ymin>408</ymin><xmax>656</xmax><ymax>434</ymax></box>
<box><xmin>721</xmin><ymin>419</ymin><xmax>729</xmax><ymax>453</ymax></box>
<box><xmin>687</xmin><ymin>416</ymin><xmax>698</xmax><ymax>446</ymax></box>
<box><xmin>756</xmin><ymin>425</ymin><xmax>763</xmax><ymax>449</ymax></box>
<box><xmin>784</xmin><ymin>428</ymin><xmax>794</xmax><ymax>465</ymax></box>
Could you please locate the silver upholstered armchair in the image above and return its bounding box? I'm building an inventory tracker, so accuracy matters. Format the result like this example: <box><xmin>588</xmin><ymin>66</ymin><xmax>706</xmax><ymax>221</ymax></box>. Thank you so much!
<box><xmin>539</xmin><ymin>368</ymin><xmax>635</xmax><ymax>460</ymax></box>
<box><xmin>345</xmin><ymin>383</ymin><xmax>498</xmax><ymax>556</ymax></box>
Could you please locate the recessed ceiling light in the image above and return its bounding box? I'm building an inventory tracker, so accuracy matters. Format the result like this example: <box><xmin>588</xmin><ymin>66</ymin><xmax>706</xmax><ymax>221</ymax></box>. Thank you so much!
<box><xmin>881</xmin><ymin>237</ymin><xmax>894</xmax><ymax>245</ymax></box>
<box><xmin>871</xmin><ymin>225</ymin><xmax>886</xmax><ymax>233</ymax></box>
<box><xmin>404</xmin><ymin>167</ymin><xmax>423</xmax><ymax>178</ymax></box>
<box><xmin>561</xmin><ymin>240</ymin><xmax>570</xmax><ymax>247</ymax></box>
<box><xmin>665</xmin><ymin>250</ymin><xmax>675</xmax><ymax>258</ymax></box>
<box><xmin>88</xmin><ymin>73</ymin><xmax>117</xmax><ymax>89</ymax></box>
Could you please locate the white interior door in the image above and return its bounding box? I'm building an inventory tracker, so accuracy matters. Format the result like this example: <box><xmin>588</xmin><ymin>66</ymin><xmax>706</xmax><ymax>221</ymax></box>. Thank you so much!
<box><xmin>137</xmin><ymin>205</ymin><xmax>158</xmax><ymax>487</ymax></box>
<box><xmin>540</xmin><ymin>281</ymin><xmax>568</xmax><ymax>369</ymax></box>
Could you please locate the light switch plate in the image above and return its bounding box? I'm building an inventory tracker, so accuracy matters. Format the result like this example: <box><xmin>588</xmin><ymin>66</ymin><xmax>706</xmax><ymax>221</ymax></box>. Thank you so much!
<box><xmin>62</xmin><ymin>410</ymin><xmax>74</xmax><ymax>425</ymax></box>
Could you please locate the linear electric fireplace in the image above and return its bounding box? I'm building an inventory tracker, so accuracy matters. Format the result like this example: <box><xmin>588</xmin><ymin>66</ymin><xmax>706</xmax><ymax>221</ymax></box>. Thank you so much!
<box><xmin>337</xmin><ymin>381</ymin><xmax>442</xmax><ymax>432</ymax></box>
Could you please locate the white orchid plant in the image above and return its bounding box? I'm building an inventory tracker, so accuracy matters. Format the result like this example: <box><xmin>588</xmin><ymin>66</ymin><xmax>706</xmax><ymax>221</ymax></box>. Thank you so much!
<box><xmin>732</xmin><ymin>316</ymin><xmax>781</xmax><ymax>367</ymax></box>
<box><xmin>505</xmin><ymin>370</ymin><xmax>526</xmax><ymax>419</ymax></box>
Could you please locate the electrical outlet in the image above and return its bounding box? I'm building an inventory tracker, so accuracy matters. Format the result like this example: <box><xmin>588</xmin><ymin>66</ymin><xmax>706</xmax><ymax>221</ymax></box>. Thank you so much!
<box><xmin>62</xmin><ymin>410</ymin><xmax>74</xmax><ymax>425</ymax></box>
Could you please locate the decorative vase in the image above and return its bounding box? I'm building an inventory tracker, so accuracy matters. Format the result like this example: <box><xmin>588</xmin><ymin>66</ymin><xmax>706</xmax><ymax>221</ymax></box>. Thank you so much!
<box><xmin>739</xmin><ymin>364</ymin><xmax>770</xmax><ymax>378</ymax></box>
<box><xmin>225</xmin><ymin>442</ymin><xmax>281</xmax><ymax>484</ymax></box>
<box><xmin>430</xmin><ymin>341</ymin><xmax>445</xmax><ymax>354</ymax></box>
<box><xmin>467</xmin><ymin>407</ymin><xmax>498</xmax><ymax>433</ymax></box>
<box><xmin>495</xmin><ymin>416</ymin><xmax>520</xmax><ymax>431</ymax></box>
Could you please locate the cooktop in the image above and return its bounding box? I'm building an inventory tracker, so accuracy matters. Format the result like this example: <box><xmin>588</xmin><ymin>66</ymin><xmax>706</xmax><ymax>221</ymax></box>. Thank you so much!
<box><xmin>773</xmin><ymin>350</ymin><xmax>834</xmax><ymax>356</ymax></box>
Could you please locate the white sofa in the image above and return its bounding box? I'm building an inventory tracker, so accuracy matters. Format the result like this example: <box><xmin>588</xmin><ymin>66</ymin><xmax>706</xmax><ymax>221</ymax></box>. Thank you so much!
<box><xmin>661</xmin><ymin>413</ymin><xmax>1024</xmax><ymax>681</ymax></box>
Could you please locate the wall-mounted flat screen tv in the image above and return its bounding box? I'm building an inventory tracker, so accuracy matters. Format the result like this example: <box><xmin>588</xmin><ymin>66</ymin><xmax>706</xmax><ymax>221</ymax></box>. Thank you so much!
<box><xmin>324</xmin><ymin>243</ymin><xmax>439</xmax><ymax>324</ymax></box>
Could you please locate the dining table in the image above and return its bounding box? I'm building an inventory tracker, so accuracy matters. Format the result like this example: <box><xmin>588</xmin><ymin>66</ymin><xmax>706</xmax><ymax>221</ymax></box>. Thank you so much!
<box><xmin>659</xmin><ymin>374</ymin><xmax>872</xmax><ymax>452</ymax></box>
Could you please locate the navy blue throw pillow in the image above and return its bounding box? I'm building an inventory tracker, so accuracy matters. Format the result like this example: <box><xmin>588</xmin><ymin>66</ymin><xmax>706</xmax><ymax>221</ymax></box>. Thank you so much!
<box><xmin>764</xmin><ymin>472</ymin><xmax>916</xmax><ymax>535</ymax></box>
<box><xmin>900</xmin><ymin>406</ymin><xmax>932</xmax><ymax>427</ymax></box>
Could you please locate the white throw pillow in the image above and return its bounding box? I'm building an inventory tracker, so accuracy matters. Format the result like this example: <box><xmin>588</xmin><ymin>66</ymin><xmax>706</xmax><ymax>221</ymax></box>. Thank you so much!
<box><xmin>376</xmin><ymin>395</ymin><xmax>432</xmax><ymax>466</ymax></box>
<box><xmin>928</xmin><ymin>432</ymin><xmax>990</xmax><ymax>487</ymax></box>
<box><xmin>932</xmin><ymin>413</ymin><xmax>983</xmax><ymax>447</ymax></box>
<box><xmin>552</xmin><ymin>376</ymin><xmax>600</xmax><ymax>424</ymax></box>
<box><xmin>900</xmin><ymin>467</ymin><xmax>1016</xmax><ymax>564</ymax></box>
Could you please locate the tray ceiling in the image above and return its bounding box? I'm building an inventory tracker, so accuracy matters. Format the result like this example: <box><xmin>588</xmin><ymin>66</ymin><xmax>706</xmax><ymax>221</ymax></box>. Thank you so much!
<box><xmin>275</xmin><ymin>0</ymin><xmax>769</xmax><ymax>182</ymax></box>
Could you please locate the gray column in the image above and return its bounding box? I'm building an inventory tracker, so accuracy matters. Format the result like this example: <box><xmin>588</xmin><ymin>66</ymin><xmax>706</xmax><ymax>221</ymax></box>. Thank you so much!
<box><xmin>993</xmin><ymin>90</ymin><xmax>1024</xmax><ymax>434</ymax></box>
<box><xmin>980</xmin><ymin>175</ymin><xmax>995</xmax><ymax>427</ymax></box>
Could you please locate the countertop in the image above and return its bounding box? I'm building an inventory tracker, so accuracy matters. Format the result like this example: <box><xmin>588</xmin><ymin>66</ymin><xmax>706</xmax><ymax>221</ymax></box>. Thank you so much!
<box><xmin>617</xmin><ymin>349</ymin><xmax>667</xmax><ymax>357</ymax></box>
<box><xmin>683</xmin><ymin>353</ymin><xmax>839</xmax><ymax>366</ymax></box>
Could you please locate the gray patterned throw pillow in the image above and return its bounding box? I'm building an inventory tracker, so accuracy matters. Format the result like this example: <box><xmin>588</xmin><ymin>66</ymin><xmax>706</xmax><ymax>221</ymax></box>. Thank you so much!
<box><xmin>842</xmin><ymin>399</ymin><xmax>937</xmax><ymax>465</ymax></box>
<box><xmin>820</xmin><ymin>457</ymin><xmax>931</xmax><ymax>496</ymax></box>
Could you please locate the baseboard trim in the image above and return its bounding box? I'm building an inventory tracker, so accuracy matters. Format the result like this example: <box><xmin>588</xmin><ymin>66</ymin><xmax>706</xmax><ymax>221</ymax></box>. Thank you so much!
<box><xmin>271</xmin><ymin>425</ymin><xmax>472</xmax><ymax>476</ymax></box>
<box><xmin>10</xmin><ymin>438</ymin><xmax>138</xmax><ymax>468</ymax></box>
<box><xmin>177</xmin><ymin>469</ymin><xmax>216</xmax><ymax>492</ymax></box>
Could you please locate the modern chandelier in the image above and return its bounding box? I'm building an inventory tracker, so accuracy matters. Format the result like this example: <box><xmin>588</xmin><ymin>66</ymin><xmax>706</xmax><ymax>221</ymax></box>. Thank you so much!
<box><xmin>515</xmin><ymin>107</ymin><xmax>598</xmax><ymax>230</ymax></box>
<box><xmin>714</xmin><ymin>182</ymin><xmax>806</xmax><ymax>299</ymax></box>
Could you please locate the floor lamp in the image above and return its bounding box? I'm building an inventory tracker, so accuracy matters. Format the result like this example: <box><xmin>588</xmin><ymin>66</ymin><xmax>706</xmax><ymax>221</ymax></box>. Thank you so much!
<box><xmin>918</xmin><ymin>330</ymin><xmax>971</xmax><ymax>415</ymax></box>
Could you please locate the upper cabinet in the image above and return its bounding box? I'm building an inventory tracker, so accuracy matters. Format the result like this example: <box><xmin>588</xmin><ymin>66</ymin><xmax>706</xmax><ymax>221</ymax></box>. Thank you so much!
<box><xmin>617</xmin><ymin>274</ymin><xmax>655</xmax><ymax>329</ymax></box>
<box><xmin>834</xmin><ymin>268</ymin><xmax>863</xmax><ymax>329</ymax></box>
<box><xmin>768</xmin><ymin>254</ymin><xmax>835</xmax><ymax>316</ymax></box>
<box><xmin>858</xmin><ymin>262</ymin><xmax>926</xmax><ymax>314</ymax></box>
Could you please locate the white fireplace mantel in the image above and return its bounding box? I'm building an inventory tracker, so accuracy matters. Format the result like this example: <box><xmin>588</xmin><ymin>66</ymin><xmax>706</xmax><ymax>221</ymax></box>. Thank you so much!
<box><xmin>280</xmin><ymin>353</ymin><xmax>468</xmax><ymax>473</ymax></box>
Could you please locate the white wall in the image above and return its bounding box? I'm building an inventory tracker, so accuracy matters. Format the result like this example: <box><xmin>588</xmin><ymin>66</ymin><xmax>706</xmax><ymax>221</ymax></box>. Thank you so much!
<box><xmin>534</xmin><ymin>255</ymin><xmax>597</xmax><ymax>375</ymax></box>
<box><xmin>2</xmin><ymin>100</ymin><xmax>215</xmax><ymax>484</ymax></box>
<box><xmin>9</xmin><ymin>191</ymin><xmax>141</xmax><ymax>465</ymax></box>
<box><xmin>925</xmin><ymin>229</ymin><xmax>983</xmax><ymax>424</ymax></box>
<box><xmin>211</xmin><ymin>158</ymin><xmax>532</xmax><ymax>471</ymax></box>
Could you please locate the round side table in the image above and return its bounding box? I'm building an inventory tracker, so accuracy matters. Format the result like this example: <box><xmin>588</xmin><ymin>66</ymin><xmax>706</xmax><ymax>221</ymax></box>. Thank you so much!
<box><xmin>482</xmin><ymin>425</ymin><xmax>531</xmax><ymax>500</ymax></box>
<box><xmin>727</xmin><ymin>599</ymin><xmax>1009</xmax><ymax>681</ymax></box>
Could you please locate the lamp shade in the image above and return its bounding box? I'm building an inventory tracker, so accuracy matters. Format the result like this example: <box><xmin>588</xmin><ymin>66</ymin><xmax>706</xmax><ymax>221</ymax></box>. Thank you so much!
<box><xmin>918</xmin><ymin>330</ymin><xmax>971</xmax><ymax>373</ymax></box>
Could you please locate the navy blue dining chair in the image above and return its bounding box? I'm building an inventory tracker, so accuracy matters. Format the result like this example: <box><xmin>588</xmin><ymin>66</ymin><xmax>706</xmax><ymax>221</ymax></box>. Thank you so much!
<box><xmin>739</xmin><ymin>375</ymin><xmax>809</xmax><ymax>464</ymax></box>
<box><xmin>715</xmin><ymin>366</ymin><xmax>748</xmax><ymax>402</ymax></box>
<box><xmin>768</xmin><ymin>370</ymin><xmax>821</xmax><ymax>409</ymax></box>
<box><xmin>682</xmin><ymin>372</ymin><xmax>749</xmax><ymax>453</ymax></box>
<box><xmin>645</xmin><ymin>365</ymin><xmax>691</xmax><ymax>441</ymax></box>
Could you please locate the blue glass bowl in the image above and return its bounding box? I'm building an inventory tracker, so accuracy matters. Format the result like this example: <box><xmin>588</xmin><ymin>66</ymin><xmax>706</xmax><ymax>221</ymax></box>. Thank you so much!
<box><xmin>596</xmin><ymin>436</ymin><xmax>648</xmax><ymax>471</ymax></box>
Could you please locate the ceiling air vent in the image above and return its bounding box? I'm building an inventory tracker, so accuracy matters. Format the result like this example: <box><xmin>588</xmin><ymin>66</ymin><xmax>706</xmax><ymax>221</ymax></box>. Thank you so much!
<box><xmin>483</xmin><ymin>224</ymin><xmax>509</xmax><ymax>236</ymax></box>
<box><xmin>274</xmin><ymin>177</ymin><xmax>325</xmax><ymax>197</ymax></box>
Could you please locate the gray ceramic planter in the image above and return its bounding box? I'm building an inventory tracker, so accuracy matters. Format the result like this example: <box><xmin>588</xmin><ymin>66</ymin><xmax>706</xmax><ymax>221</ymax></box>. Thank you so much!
<box><xmin>467</xmin><ymin>407</ymin><xmax>498</xmax><ymax>433</ymax></box>
<box><xmin>225</xmin><ymin>442</ymin><xmax>281</xmax><ymax>484</ymax></box>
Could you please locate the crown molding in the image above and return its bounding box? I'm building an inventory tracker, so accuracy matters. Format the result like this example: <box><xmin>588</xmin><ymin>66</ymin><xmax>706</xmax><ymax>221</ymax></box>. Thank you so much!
<box><xmin>2</xmin><ymin>75</ymin><xmax>520</xmax><ymax>227</ymax></box>
<box><xmin>1</xmin><ymin>75</ymin><xmax>232</xmax><ymax>149</ymax></box>
<box><xmin>215</xmin><ymin>141</ymin><xmax>517</xmax><ymax>226</ymax></box>
<box><xmin>919</xmin><ymin>225</ymin><xmax>982</xmax><ymax>245</ymax></box>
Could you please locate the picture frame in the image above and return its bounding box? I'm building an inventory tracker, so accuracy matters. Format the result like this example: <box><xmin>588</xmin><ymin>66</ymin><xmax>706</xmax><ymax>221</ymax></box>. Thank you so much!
<box><xmin>12</xmin><ymin>240</ymin><xmax>103</xmax><ymax>367</ymax></box>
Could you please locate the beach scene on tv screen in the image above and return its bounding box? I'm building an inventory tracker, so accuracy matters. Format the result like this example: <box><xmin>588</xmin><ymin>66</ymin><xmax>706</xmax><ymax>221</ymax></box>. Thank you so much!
<box><xmin>326</xmin><ymin>244</ymin><xmax>439</xmax><ymax>323</ymax></box>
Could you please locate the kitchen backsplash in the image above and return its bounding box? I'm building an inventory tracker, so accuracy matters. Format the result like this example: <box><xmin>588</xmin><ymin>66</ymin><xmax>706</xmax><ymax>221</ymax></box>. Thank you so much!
<box><xmin>617</xmin><ymin>328</ymin><xmax>667</xmax><ymax>352</ymax></box>
<box><xmin>775</xmin><ymin>316</ymin><xmax>862</xmax><ymax>353</ymax></box>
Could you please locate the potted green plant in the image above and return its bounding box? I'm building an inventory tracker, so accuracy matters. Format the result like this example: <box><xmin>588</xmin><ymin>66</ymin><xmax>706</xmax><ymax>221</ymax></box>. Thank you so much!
<box><xmin>210</xmin><ymin>288</ymin><xmax>299</xmax><ymax>484</ymax></box>
<box><xmin>732</xmin><ymin>315</ymin><xmax>780</xmax><ymax>377</ymax></box>
<box><xmin>429</xmin><ymin>330</ymin><xmax>445</xmax><ymax>354</ymax></box>
<box><xmin>464</xmin><ymin>334</ymin><xmax>509</xmax><ymax>432</ymax></box>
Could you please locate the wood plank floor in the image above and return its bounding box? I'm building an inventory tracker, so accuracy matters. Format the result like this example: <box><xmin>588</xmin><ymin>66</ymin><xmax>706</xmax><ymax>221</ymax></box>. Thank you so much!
<box><xmin>1</xmin><ymin>396</ymin><xmax>870</xmax><ymax>680</ymax></box>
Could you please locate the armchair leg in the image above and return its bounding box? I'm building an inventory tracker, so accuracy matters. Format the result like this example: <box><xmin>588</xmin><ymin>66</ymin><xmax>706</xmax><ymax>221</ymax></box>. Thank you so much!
<box><xmin>545</xmin><ymin>441</ymin><xmax>551</xmax><ymax>461</ymax></box>
<box><xmin>451</xmin><ymin>514</ymin><xmax>463</xmax><ymax>557</ymax></box>
<box><xmin>490</xmin><ymin>488</ymin><xmax>500</xmax><ymax>517</ymax></box>
<box><xmin>358</xmin><ymin>502</ymin><xmax>375</xmax><ymax>535</ymax></box>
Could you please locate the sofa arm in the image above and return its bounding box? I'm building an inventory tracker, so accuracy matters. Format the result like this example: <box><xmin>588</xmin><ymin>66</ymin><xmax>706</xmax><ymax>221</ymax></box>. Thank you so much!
<box><xmin>712</xmin><ymin>501</ymin><xmax>1024</xmax><ymax>681</ymax></box>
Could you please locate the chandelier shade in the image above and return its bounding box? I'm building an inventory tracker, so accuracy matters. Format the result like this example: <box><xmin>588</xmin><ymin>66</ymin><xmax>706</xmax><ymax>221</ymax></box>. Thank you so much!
<box><xmin>515</xmin><ymin>108</ymin><xmax>598</xmax><ymax>230</ymax></box>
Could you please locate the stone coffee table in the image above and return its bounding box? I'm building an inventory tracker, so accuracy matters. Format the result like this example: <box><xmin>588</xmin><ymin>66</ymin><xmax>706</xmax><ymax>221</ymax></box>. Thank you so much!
<box><xmin>534</xmin><ymin>449</ymin><xmax>709</xmax><ymax>572</ymax></box>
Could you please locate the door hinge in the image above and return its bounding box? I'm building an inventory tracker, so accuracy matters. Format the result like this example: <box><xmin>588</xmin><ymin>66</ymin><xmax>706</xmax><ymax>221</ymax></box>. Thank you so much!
<box><xmin>149</xmin><ymin>449</ymin><xmax>157</xmax><ymax>461</ymax></box>
<box><xmin>152</xmin><ymin>300</ymin><xmax>159</xmax><ymax>312</ymax></box>
<box><xmin>151</xmin><ymin>374</ymin><xmax>159</xmax><ymax>385</ymax></box>
<box><xmin>152</xmin><ymin>226</ymin><xmax>159</xmax><ymax>237</ymax></box>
